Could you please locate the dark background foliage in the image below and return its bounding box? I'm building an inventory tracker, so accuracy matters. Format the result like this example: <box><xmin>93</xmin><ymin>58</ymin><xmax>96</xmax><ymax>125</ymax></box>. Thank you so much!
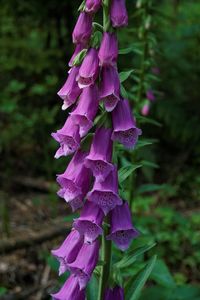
<box><xmin>0</xmin><ymin>0</ymin><xmax>200</xmax><ymax>299</ymax></box>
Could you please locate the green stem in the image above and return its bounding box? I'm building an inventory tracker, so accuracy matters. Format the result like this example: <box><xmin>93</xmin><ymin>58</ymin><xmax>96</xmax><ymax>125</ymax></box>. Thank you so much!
<box><xmin>98</xmin><ymin>2</ymin><xmax>112</xmax><ymax>299</ymax></box>
<box><xmin>102</xmin><ymin>0</ymin><xmax>110</xmax><ymax>31</ymax></box>
<box><xmin>98</xmin><ymin>221</ymin><xmax>112</xmax><ymax>300</ymax></box>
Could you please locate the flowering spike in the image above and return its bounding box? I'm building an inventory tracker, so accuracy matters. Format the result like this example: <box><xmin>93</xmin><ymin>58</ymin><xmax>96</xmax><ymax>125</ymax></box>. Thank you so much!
<box><xmin>70</xmin><ymin>84</ymin><xmax>99</xmax><ymax>137</ymax></box>
<box><xmin>98</xmin><ymin>32</ymin><xmax>118</xmax><ymax>66</ymax></box>
<box><xmin>78</xmin><ymin>48</ymin><xmax>99</xmax><ymax>88</ymax></box>
<box><xmin>72</xmin><ymin>12</ymin><xmax>93</xmax><ymax>44</ymax></box>
<box><xmin>57</xmin><ymin>66</ymin><xmax>81</xmax><ymax>110</ymax></box>
<box><xmin>56</xmin><ymin>150</ymin><xmax>91</xmax><ymax>211</ymax></box>
<box><xmin>51</xmin><ymin>230</ymin><xmax>84</xmax><ymax>276</ymax></box>
<box><xmin>85</xmin><ymin>0</ymin><xmax>102</xmax><ymax>14</ymax></box>
<box><xmin>84</xmin><ymin>127</ymin><xmax>114</xmax><ymax>182</ymax></box>
<box><xmin>107</xmin><ymin>201</ymin><xmax>139</xmax><ymax>251</ymax></box>
<box><xmin>105</xmin><ymin>286</ymin><xmax>125</xmax><ymax>300</ymax></box>
<box><xmin>73</xmin><ymin>201</ymin><xmax>104</xmax><ymax>243</ymax></box>
<box><xmin>52</xmin><ymin>116</ymin><xmax>81</xmax><ymax>159</ymax></box>
<box><xmin>51</xmin><ymin>274</ymin><xmax>85</xmax><ymax>300</ymax></box>
<box><xmin>110</xmin><ymin>0</ymin><xmax>128</xmax><ymax>28</ymax></box>
<box><xmin>68</xmin><ymin>240</ymin><xmax>100</xmax><ymax>290</ymax></box>
<box><xmin>100</xmin><ymin>66</ymin><xmax>120</xmax><ymax>112</ymax></box>
<box><xmin>87</xmin><ymin>166</ymin><xmax>122</xmax><ymax>215</ymax></box>
<box><xmin>111</xmin><ymin>99</ymin><xmax>142</xmax><ymax>148</ymax></box>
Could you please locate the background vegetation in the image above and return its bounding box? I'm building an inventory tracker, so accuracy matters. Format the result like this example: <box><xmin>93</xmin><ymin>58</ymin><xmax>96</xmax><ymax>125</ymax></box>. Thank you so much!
<box><xmin>0</xmin><ymin>0</ymin><xmax>199</xmax><ymax>299</ymax></box>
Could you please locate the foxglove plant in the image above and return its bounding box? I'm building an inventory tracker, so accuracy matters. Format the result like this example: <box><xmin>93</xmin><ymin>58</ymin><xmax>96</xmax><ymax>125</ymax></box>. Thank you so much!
<box><xmin>50</xmin><ymin>1</ymin><xmax>149</xmax><ymax>299</ymax></box>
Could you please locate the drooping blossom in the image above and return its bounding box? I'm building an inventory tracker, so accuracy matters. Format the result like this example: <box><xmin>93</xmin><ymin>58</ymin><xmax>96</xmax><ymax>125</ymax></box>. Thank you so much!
<box><xmin>73</xmin><ymin>201</ymin><xmax>104</xmax><ymax>244</ymax></box>
<box><xmin>105</xmin><ymin>286</ymin><xmax>125</xmax><ymax>300</ymax></box>
<box><xmin>78</xmin><ymin>48</ymin><xmax>99</xmax><ymax>88</ymax></box>
<box><xmin>85</xmin><ymin>0</ymin><xmax>101</xmax><ymax>14</ymax></box>
<box><xmin>69</xmin><ymin>44</ymin><xmax>85</xmax><ymax>67</ymax></box>
<box><xmin>84</xmin><ymin>127</ymin><xmax>114</xmax><ymax>182</ymax></box>
<box><xmin>146</xmin><ymin>89</ymin><xmax>155</xmax><ymax>101</ymax></box>
<box><xmin>141</xmin><ymin>102</ymin><xmax>150</xmax><ymax>116</ymax></box>
<box><xmin>72</xmin><ymin>12</ymin><xmax>93</xmax><ymax>44</ymax></box>
<box><xmin>51</xmin><ymin>230</ymin><xmax>83</xmax><ymax>275</ymax></box>
<box><xmin>107</xmin><ymin>201</ymin><xmax>139</xmax><ymax>251</ymax></box>
<box><xmin>70</xmin><ymin>84</ymin><xmax>99</xmax><ymax>137</ymax></box>
<box><xmin>98</xmin><ymin>32</ymin><xmax>118</xmax><ymax>66</ymax></box>
<box><xmin>100</xmin><ymin>65</ymin><xmax>120</xmax><ymax>112</ymax></box>
<box><xmin>51</xmin><ymin>274</ymin><xmax>85</xmax><ymax>300</ymax></box>
<box><xmin>52</xmin><ymin>116</ymin><xmax>80</xmax><ymax>159</ymax></box>
<box><xmin>87</xmin><ymin>166</ymin><xmax>122</xmax><ymax>215</ymax></box>
<box><xmin>68</xmin><ymin>240</ymin><xmax>100</xmax><ymax>290</ymax></box>
<box><xmin>57</xmin><ymin>66</ymin><xmax>81</xmax><ymax>110</ymax></box>
<box><xmin>111</xmin><ymin>99</ymin><xmax>142</xmax><ymax>148</ymax></box>
<box><xmin>110</xmin><ymin>0</ymin><xmax>128</xmax><ymax>28</ymax></box>
<box><xmin>57</xmin><ymin>150</ymin><xmax>91</xmax><ymax>211</ymax></box>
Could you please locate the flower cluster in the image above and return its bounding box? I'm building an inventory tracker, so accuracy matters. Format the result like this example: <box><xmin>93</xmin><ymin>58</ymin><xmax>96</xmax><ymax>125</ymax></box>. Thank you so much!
<box><xmin>51</xmin><ymin>1</ymin><xmax>141</xmax><ymax>299</ymax></box>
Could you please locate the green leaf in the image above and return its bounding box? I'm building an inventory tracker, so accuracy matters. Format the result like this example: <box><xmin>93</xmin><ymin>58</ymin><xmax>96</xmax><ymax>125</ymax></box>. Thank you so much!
<box><xmin>87</xmin><ymin>275</ymin><xmax>99</xmax><ymax>300</ymax></box>
<box><xmin>135</xmin><ymin>113</ymin><xmax>162</xmax><ymax>127</ymax></box>
<box><xmin>136</xmin><ymin>184</ymin><xmax>167</xmax><ymax>194</ymax></box>
<box><xmin>63</xmin><ymin>213</ymin><xmax>79</xmax><ymax>222</ymax></box>
<box><xmin>47</xmin><ymin>255</ymin><xmax>59</xmax><ymax>272</ymax></box>
<box><xmin>150</xmin><ymin>259</ymin><xmax>175</xmax><ymax>288</ymax></box>
<box><xmin>127</xmin><ymin>255</ymin><xmax>157</xmax><ymax>300</ymax></box>
<box><xmin>118</xmin><ymin>164</ymin><xmax>142</xmax><ymax>184</ymax></box>
<box><xmin>135</xmin><ymin>139</ymin><xmax>154</xmax><ymax>150</ymax></box>
<box><xmin>115</xmin><ymin>243</ymin><xmax>156</xmax><ymax>269</ymax></box>
<box><xmin>141</xmin><ymin>160</ymin><xmax>159</xmax><ymax>169</ymax></box>
<box><xmin>120</xmin><ymin>84</ymin><xmax>129</xmax><ymax>98</ymax></box>
<box><xmin>119</xmin><ymin>47</ymin><xmax>134</xmax><ymax>55</ymax></box>
<box><xmin>120</xmin><ymin>70</ymin><xmax>134</xmax><ymax>83</ymax></box>
<box><xmin>72</xmin><ymin>49</ymin><xmax>87</xmax><ymax>66</ymax></box>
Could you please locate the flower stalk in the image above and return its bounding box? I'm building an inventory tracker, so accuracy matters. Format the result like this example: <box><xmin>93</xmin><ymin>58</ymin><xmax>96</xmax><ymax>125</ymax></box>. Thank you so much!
<box><xmin>98</xmin><ymin>219</ymin><xmax>112</xmax><ymax>300</ymax></box>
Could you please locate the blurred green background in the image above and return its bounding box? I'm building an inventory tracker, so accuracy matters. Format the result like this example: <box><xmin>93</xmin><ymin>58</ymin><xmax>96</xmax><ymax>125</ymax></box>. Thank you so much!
<box><xmin>0</xmin><ymin>0</ymin><xmax>200</xmax><ymax>299</ymax></box>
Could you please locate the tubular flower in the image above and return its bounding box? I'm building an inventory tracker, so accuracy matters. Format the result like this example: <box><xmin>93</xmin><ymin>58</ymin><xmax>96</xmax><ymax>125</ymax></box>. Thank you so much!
<box><xmin>57</xmin><ymin>66</ymin><xmax>81</xmax><ymax>110</ymax></box>
<box><xmin>100</xmin><ymin>65</ymin><xmax>120</xmax><ymax>112</ymax></box>
<box><xmin>57</xmin><ymin>150</ymin><xmax>91</xmax><ymax>211</ymax></box>
<box><xmin>51</xmin><ymin>230</ymin><xmax>84</xmax><ymax>276</ymax></box>
<box><xmin>85</xmin><ymin>0</ymin><xmax>101</xmax><ymax>14</ymax></box>
<box><xmin>110</xmin><ymin>0</ymin><xmax>128</xmax><ymax>28</ymax></box>
<box><xmin>84</xmin><ymin>127</ymin><xmax>114</xmax><ymax>182</ymax></box>
<box><xmin>51</xmin><ymin>116</ymin><xmax>80</xmax><ymax>159</ymax></box>
<box><xmin>107</xmin><ymin>201</ymin><xmax>139</xmax><ymax>251</ymax></box>
<box><xmin>111</xmin><ymin>99</ymin><xmax>142</xmax><ymax>148</ymax></box>
<box><xmin>72</xmin><ymin>12</ymin><xmax>93</xmax><ymax>44</ymax></box>
<box><xmin>70</xmin><ymin>84</ymin><xmax>99</xmax><ymax>137</ymax></box>
<box><xmin>78</xmin><ymin>48</ymin><xmax>99</xmax><ymax>88</ymax></box>
<box><xmin>73</xmin><ymin>201</ymin><xmax>104</xmax><ymax>244</ymax></box>
<box><xmin>98</xmin><ymin>32</ymin><xmax>118</xmax><ymax>66</ymax></box>
<box><xmin>105</xmin><ymin>286</ymin><xmax>125</xmax><ymax>300</ymax></box>
<box><xmin>87</xmin><ymin>166</ymin><xmax>122</xmax><ymax>215</ymax></box>
<box><xmin>51</xmin><ymin>274</ymin><xmax>85</xmax><ymax>300</ymax></box>
<box><xmin>69</xmin><ymin>44</ymin><xmax>85</xmax><ymax>67</ymax></box>
<box><xmin>68</xmin><ymin>240</ymin><xmax>100</xmax><ymax>290</ymax></box>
